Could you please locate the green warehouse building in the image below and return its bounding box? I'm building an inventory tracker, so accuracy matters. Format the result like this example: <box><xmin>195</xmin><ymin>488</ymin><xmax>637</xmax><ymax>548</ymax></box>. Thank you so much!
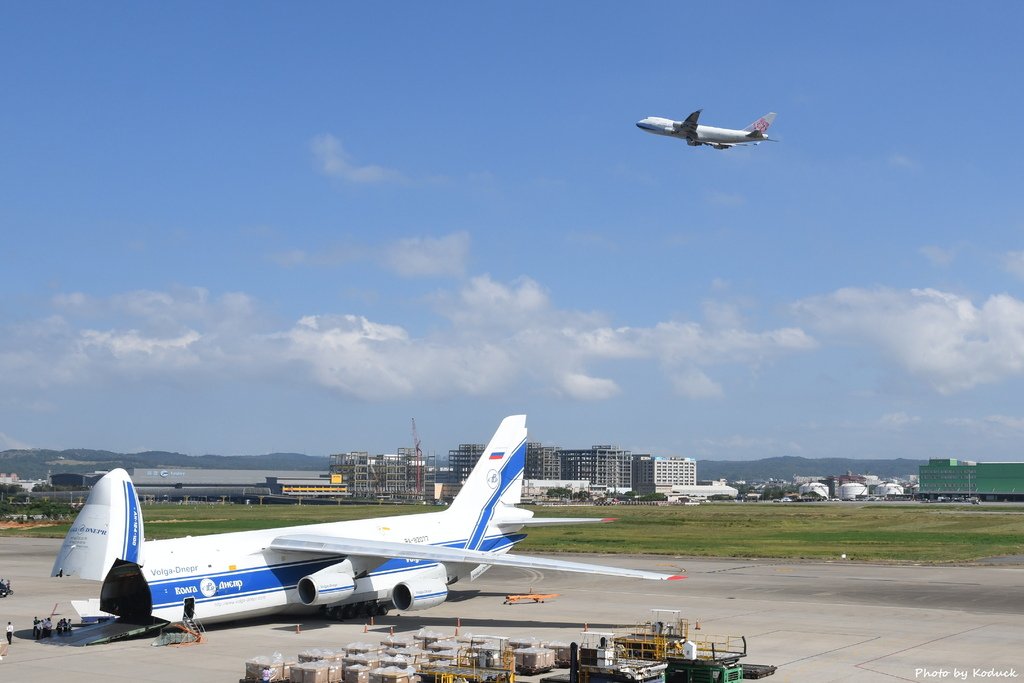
<box><xmin>919</xmin><ymin>459</ymin><xmax>1024</xmax><ymax>502</ymax></box>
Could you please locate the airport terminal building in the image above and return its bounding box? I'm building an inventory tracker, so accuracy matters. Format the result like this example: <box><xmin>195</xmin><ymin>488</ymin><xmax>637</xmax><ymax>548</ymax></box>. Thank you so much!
<box><xmin>918</xmin><ymin>459</ymin><xmax>1024</xmax><ymax>501</ymax></box>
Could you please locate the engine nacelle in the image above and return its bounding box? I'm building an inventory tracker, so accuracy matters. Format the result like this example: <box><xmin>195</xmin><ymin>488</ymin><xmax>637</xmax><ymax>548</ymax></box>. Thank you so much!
<box><xmin>297</xmin><ymin>560</ymin><xmax>356</xmax><ymax>606</ymax></box>
<box><xmin>391</xmin><ymin>565</ymin><xmax>449</xmax><ymax>611</ymax></box>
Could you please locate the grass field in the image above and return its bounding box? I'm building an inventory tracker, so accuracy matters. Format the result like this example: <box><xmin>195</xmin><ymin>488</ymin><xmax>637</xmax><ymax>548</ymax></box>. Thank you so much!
<box><xmin>3</xmin><ymin>502</ymin><xmax>1022</xmax><ymax>563</ymax></box>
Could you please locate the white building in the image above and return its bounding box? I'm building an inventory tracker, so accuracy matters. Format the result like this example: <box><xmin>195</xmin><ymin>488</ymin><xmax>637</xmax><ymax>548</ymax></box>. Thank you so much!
<box><xmin>632</xmin><ymin>455</ymin><xmax>697</xmax><ymax>495</ymax></box>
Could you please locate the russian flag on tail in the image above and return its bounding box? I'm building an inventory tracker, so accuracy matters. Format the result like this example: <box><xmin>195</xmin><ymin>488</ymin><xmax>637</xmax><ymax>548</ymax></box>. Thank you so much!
<box><xmin>489</xmin><ymin>451</ymin><xmax>504</xmax><ymax>460</ymax></box>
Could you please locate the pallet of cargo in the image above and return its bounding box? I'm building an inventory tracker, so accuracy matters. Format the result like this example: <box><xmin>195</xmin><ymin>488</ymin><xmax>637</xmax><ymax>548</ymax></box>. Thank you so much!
<box><xmin>741</xmin><ymin>663</ymin><xmax>778</xmax><ymax>679</ymax></box>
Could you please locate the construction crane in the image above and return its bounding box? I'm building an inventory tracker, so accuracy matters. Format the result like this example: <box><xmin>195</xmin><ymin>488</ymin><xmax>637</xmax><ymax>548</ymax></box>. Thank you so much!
<box><xmin>411</xmin><ymin>418</ymin><xmax>423</xmax><ymax>497</ymax></box>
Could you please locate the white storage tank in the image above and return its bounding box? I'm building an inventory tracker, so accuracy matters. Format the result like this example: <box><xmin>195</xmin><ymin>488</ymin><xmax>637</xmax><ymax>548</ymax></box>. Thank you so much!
<box><xmin>839</xmin><ymin>483</ymin><xmax>868</xmax><ymax>500</ymax></box>
<box><xmin>798</xmin><ymin>482</ymin><xmax>829</xmax><ymax>499</ymax></box>
<box><xmin>874</xmin><ymin>482</ymin><xmax>904</xmax><ymax>497</ymax></box>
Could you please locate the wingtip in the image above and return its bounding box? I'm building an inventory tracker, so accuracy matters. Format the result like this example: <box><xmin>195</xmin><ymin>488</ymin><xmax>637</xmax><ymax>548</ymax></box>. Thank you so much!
<box><xmin>666</xmin><ymin>574</ymin><xmax>687</xmax><ymax>581</ymax></box>
<box><xmin>600</xmin><ymin>518</ymin><xmax>618</xmax><ymax>523</ymax></box>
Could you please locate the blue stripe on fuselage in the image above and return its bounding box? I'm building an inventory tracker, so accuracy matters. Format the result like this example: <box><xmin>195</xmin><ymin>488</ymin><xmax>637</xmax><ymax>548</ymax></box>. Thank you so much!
<box><xmin>148</xmin><ymin>532</ymin><xmax>526</xmax><ymax>609</ymax></box>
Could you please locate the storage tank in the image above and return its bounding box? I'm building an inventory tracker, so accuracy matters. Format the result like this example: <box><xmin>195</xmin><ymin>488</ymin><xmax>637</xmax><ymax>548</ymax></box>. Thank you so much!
<box><xmin>839</xmin><ymin>483</ymin><xmax>868</xmax><ymax>500</ymax></box>
<box><xmin>874</xmin><ymin>482</ymin><xmax>904</xmax><ymax>497</ymax></box>
<box><xmin>798</xmin><ymin>482</ymin><xmax>829</xmax><ymax>499</ymax></box>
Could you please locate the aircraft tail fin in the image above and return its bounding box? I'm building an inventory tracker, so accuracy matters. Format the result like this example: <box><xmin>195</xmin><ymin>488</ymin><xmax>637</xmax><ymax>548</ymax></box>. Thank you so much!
<box><xmin>445</xmin><ymin>415</ymin><xmax>528</xmax><ymax>550</ymax></box>
<box><xmin>743</xmin><ymin>112</ymin><xmax>776</xmax><ymax>135</ymax></box>
<box><xmin>51</xmin><ymin>468</ymin><xmax>144</xmax><ymax>580</ymax></box>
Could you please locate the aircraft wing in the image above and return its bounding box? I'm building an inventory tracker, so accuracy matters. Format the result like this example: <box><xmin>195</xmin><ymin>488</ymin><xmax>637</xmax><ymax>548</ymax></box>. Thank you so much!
<box><xmin>674</xmin><ymin>109</ymin><xmax>701</xmax><ymax>137</ymax></box>
<box><xmin>269</xmin><ymin>533</ymin><xmax>684</xmax><ymax>581</ymax></box>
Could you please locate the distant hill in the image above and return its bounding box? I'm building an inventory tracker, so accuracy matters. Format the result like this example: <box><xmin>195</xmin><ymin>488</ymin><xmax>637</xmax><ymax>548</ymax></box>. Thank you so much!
<box><xmin>0</xmin><ymin>448</ymin><xmax>329</xmax><ymax>480</ymax></box>
<box><xmin>2</xmin><ymin>448</ymin><xmax>925</xmax><ymax>484</ymax></box>
<box><xmin>697</xmin><ymin>456</ymin><xmax>925</xmax><ymax>482</ymax></box>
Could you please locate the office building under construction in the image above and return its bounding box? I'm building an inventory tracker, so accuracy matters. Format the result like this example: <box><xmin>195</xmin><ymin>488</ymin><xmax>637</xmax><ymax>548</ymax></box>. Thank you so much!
<box><xmin>329</xmin><ymin>448</ymin><xmax>435</xmax><ymax>501</ymax></box>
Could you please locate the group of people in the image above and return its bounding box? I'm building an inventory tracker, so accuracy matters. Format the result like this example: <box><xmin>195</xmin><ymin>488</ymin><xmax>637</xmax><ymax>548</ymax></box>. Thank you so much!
<box><xmin>31</xmin><ymin>616</ymin><xmax>72</xmax><ymax>639</ymax></box>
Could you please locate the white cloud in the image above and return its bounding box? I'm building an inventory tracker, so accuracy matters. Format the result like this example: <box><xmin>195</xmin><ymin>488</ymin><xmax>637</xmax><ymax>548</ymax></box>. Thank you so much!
<box><xmin>1003</xmin><ymin>251</ymin><xmax>1024</xmax><ymax>280</ymax></box>
<box><xmin>945</xmin><ymin>414</ymin><xmax>1024</xmax><ymax>435</ymax></box>
<box><xmin>79</xmin><ymin>329</ymin><xmax>202</xmax><ymax>362</ymax></box>
<box><xmin>270</xmin><ymin>233</ymin><xmax>465</xmax><ymax>278</ymax></box>
<box><xmin>382</xmin><ymin>232</ymin><xmax>470</xmax><ymax>278</ymax></box>
<box><xmin>879</xmin><ymin>412</ymin><xmax>920</xmax><ymax>428</ymax></box>
<box><xmin>2</xmin><ymin>279</ymin><xmax>818</xmax><ymax>403</ymax></box>
<box><xmin>888</xmin><ymin>153</ymin><xmax>917</xmax><ymax>169</ymax></box>
<box><xmin>671</xmin><ymin>368</ymin><xmax>724</xmax><ymax>399</ymax></box>
<box><xmin>698</xmin><ymin>435</ymin><xmax>803</xmax><ymax>453</ymax></box>
<box><xmin>0</xmin><ymin>432</ymin><xmax>31</xmax><ymax>450</ymax></box>
<box><xmin>920</xmin><ymin>245</ymin><xmax>955</xmax><ymax>267</ymax></box>
<box><xmin>795</xmin><ymin>287</ymin><xmax>1024</xmax><ymax>393</ymax></box>
<box><xmin>558</xmin><ymin>373</ymin><xmax>620</xmax><ymax>400</ymax></box>
<box><xmin>311</xmin><ymin>134</ymin><xmax>404</xmax><ymax>184</ymax></box>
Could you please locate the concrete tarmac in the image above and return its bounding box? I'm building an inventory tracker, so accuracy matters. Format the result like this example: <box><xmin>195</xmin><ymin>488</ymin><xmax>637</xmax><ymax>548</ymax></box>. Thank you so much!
<box><xmin>1</xmin><ymin>537</ymin><xmax>1022</xmax><ymax>682</ymax></box>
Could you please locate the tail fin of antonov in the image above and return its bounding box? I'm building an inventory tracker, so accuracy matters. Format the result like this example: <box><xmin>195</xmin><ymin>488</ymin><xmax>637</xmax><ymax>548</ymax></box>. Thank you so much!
<box><xmin>51</xmin><ymin>468</ymin><xmax>144</xmax><ymax>580</ymax></box>
<box><xmin>445</xmin><ymin>415</ymin><xmax>528</xmax><ymax>550</ymax></box>
<box><xmin>744</xmin><ymin>112</ymin><xmax>777</xmax><ymax>134</ymax></box>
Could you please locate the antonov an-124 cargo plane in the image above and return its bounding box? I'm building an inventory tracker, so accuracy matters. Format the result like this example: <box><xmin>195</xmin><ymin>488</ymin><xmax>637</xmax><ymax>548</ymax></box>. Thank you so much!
<box><xmin>52</xmin><ymin>415</ymin><xmax>683</xmax><ymax>637</ymax></box>
<box><xmin>636</xmin><ymin>109</ymin><xmax>777</xmax><ymax>149</ymax></box>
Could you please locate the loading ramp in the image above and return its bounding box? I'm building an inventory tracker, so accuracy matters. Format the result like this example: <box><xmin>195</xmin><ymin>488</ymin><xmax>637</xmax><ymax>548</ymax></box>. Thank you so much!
<box><xmin>39</xmin><ymin>618</ymin><xmax>167</xmax><ymax>646</ymax></box>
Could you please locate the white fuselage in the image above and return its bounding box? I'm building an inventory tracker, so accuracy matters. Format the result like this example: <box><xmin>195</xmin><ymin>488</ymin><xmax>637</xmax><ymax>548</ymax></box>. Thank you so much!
<box><xmin>135</xmin><ymin>510</ymin><xmax>519</xmax><ymax>624</ymax></box>
<box><xmin>635</xmin><ymin>116</ymin><xmax>758</xmax><ymax>145</ymax></box>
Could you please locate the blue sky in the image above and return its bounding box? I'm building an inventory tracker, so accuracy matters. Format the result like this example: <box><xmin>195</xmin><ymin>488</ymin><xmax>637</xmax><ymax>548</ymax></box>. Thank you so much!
<box><xmin>2</xmin><ymin>3</ymin><xmax>1024</xmax><ymax>462</ymax></box>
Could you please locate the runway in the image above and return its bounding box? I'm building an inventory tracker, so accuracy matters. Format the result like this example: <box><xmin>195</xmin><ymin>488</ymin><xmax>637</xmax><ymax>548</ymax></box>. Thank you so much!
<box><xmin>1</xmin><ymin>538</ymin><xmax>1021</xmax><ymax>682</ymax></box>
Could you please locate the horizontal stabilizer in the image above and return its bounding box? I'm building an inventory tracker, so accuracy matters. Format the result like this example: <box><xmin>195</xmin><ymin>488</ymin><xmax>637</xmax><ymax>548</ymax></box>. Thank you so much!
<box><xmin>502</xmin><ymin>517</ymin><xmax>617</xmax><ymax>527</ymax></box>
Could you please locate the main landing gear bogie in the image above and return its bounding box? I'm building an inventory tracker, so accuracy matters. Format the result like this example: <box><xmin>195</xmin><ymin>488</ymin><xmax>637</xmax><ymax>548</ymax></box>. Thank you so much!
<box><xmin>323</xmin><ymin>600</ymin><xmax>391</xmax><ymax>621</ymax></box>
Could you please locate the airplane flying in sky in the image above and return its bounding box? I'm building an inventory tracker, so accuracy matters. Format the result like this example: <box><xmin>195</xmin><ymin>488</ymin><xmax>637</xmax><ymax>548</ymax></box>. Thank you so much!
<box><xmin>636</xmin><ymin>109</ymin><xmax>777</xmax><ymax>149</ymax></box>
<box><xmin>52</xmin><ymin>415</ymin><xmax>683</xmax><ymax>637</ymax></box>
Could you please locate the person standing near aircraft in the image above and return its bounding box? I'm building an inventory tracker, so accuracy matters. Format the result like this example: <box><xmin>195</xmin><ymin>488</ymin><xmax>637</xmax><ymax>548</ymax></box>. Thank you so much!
<box><xmin>5</xmin><ymin>620</ymin><xmax>12</xmax><ymax>645</ymax></box>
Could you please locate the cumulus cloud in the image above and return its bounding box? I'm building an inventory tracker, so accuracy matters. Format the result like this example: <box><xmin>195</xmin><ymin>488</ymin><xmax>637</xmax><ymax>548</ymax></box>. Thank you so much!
<box><xmin>311</xmin><ymin>134</ymin><xmax>404</xmax><ymax>184</ymax></box>
<box><xmin>382</xmin><ymin>232</ymin><xmax>470</xmax><ymax>278</ymax></box>
<box><xmin>558</xmin><ymin>373</ymin><xmax>620</xmax><ymax>400</ymax></box>
<box><xmin>2</xmin><ymin>278</ymin><xmax>817</xmax><ymax>402</ymax></box>
<box><xmin>794</xmin><ymin>287</ymin><xmax>1024</xmax><ymax>393</ymax></box>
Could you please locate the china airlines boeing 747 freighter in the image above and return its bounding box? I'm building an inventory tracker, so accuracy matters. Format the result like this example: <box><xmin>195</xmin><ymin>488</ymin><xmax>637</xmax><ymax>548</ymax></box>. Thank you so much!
<box><xmin>53</xmin><ymin>415</ymin><xmax>683</xmax><ymax>641</ymax></box>
<box><xmin>637</xmin><ymin>109</ymin><xmax>777</xmax><ymax>149</ymax></box>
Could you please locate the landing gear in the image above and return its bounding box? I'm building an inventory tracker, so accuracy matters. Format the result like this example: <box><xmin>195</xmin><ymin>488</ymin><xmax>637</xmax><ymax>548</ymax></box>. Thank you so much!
<box><xmin>321</xmin><ymin>600</ymin><xmax>390</xmax><ymax>621</ymax></box>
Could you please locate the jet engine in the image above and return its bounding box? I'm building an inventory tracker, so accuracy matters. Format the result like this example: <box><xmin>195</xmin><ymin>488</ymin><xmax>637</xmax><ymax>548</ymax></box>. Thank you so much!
<box><xmin>297</xmin><ymin>560</ymin><xmax>356</xmax><ymax>606</ymax></box>
<box><xmin>391</xmin><ymin>564</ymin><xmax>449</xmax><ymax>611</ymax></box>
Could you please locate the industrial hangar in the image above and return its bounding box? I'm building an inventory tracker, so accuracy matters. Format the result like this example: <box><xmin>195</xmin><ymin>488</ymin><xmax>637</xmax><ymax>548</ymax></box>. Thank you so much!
<box><xmin>50</xmin><ymin>468</ymin><xmax>346</xmax><ymax>503</ymax></box>
<box><xmin>919</xmin><ymin>458</ymin><xmax>1024</xmax><ymax>502</ymax></box>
